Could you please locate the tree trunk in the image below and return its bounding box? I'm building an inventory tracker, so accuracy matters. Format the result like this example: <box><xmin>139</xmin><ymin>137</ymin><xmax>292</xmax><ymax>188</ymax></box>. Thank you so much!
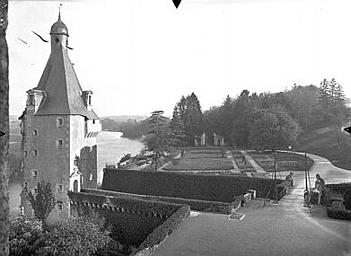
<box><xmin>0</xmin><ymin>0</ymin><xmax>9</xmax><ymax>255</ymax></box>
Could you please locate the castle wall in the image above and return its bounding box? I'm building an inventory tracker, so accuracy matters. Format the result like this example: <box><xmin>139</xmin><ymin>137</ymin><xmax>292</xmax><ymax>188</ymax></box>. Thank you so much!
<box><xmin>22</xmin><ymin>113</ymin><xmax>71</xmax><ymax>221</ymax></box>
<box><xmin>69</xmin><ymin>115</ymin><xmax>99</xmax><ymax>190</ymax></box>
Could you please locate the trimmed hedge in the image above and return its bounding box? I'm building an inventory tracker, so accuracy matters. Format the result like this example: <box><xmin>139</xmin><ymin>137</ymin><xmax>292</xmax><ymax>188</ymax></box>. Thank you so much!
<box><xmin>136</xmin><ymin>205</ymin><xmax>190</xmax><ymax>253</ymax></box>
<box><xmin>102</xmin><ymin>169</ymin><xmax>284</xmax><ymax>202</ymax></box>
<box><xmin>68</xmin><ymin>191</ymin><xmax>185</xmax><ymax>246</ymax></box>
<box><xmin>326</xmin><ymin>207</ymin><xmax>351</xmax><ymax>221</ymax></box>
<box><xmin>83</xmin><ymin>188</ymin><xmax>233</xmax><ymax>214</ymax></box>
<box><xmin>325</xmin><ymin>183</ymin><xmax>351</xmax><ymax>210</ymax></box>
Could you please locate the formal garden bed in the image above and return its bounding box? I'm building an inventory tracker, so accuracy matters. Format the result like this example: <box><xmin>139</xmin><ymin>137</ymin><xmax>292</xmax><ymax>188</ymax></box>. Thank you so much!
<box><xmin>247</xmin><ymin>151</ymin><xmax>314</xmax><ymax>172</ymax></box>
<box><xmin>164</xmin><ymin>148</ymin><xmax>234</xmax><ymax>171</ymax></box>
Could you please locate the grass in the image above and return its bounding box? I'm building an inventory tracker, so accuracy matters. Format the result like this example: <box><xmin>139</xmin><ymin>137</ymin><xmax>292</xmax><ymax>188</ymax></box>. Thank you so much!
<box><xmin>248</xmin><ymin>151</ymin><xmax>314</xmax><ymax>172</ymax></box>
<box><xmin>165</xmin><ymin>157</ymin><xmax>234</xmax><ymax>171</ymax></box>
<box><xmin>164</xmin><ymin>148</ymin><xmax>234</xmax><ymax>171</ymax></box>
<box><xmin>295</xmin><ymin>126</ymin><xmax>351</xmax><ymax>170</ymax></box>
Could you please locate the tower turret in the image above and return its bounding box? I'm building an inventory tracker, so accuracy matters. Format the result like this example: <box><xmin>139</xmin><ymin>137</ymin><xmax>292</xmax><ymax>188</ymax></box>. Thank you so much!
<box><xmin>20</xmin><ymin>11</ymin><xmax>101</xmax><ymax>223</ymax></box>
<box><xmin>50</xmin><ymin>11</ymin><xmax>69</xmax><ymax>51</ymax></box>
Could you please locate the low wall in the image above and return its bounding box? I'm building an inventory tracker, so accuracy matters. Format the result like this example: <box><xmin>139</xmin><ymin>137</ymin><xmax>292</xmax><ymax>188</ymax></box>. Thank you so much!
<box><xmin>83</xmin><ymin>188</ymin><xmax>233</xmax><ymax>214</ymax></box>
<box><xmin>102</xmin><ymin>169</ymin><xmax>284</xmax><ymax>202</ymax></box>
<box><xmin>68</xmin><ymin>191</ymin><xmax>186</xmax><ymax>246</ymax></box>
<box><xmin>135</xmin><ymin>205</ymin><xmax>190</xmax><ymax>255</ymax></box>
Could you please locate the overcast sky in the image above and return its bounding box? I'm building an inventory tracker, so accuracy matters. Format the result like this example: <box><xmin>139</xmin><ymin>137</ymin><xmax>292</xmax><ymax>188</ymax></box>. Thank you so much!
<box><xmin>8</xmin><ymin>0</ymin><xmax>351</xmax><ymax>117</ymax></box>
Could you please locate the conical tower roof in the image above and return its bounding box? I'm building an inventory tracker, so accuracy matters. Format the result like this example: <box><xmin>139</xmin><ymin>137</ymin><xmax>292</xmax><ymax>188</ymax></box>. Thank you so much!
<box><xmin>33</xmin><ymin>16</ymin><xmax>98</xmax><ymax>120</ymax></box>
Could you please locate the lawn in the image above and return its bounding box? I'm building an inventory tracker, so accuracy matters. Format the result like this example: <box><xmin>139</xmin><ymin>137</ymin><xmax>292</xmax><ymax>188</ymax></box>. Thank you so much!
<box><xmin>164</xmin><ymin>148</ymin><xmax>234</xmax><ymax>171</ymax></box>
<box><xmin>295</xmin><ymin>126</ymin><xmax>351</xmax><ymax>170</ymax></box>
<box><xmin>248</xmin><ymin>151</ymin><xmax>314</xmax><ymax>172</ymax></box>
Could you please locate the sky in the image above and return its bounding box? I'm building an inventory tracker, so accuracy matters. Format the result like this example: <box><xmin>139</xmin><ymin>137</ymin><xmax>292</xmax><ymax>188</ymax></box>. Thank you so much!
<box><xmin>7</xmin><ymin>0</ymin><xmax>351</xmax><ymax>117</ymax></box>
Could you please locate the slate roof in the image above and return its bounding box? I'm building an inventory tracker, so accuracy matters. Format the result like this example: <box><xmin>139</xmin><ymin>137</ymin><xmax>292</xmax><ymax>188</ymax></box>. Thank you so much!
<box><xmin>33</xmin><ymin>19</ymin><xmax>98</xmax><ymax>120</ymax></box>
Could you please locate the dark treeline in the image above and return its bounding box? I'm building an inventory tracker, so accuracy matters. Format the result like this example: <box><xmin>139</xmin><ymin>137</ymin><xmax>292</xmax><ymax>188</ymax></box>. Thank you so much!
<box><xmin>103</xmin><ymin>79</ymin><xmax>350</xmax><ymax>152</ymax></box>
<box><xmin>204</xmin><ymin>78</ymin><xmax>350</xmax><ymax>150</ymax></box>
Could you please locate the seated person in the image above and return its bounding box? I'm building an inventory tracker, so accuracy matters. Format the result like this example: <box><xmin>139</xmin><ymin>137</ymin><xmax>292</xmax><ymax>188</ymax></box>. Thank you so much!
<box><xmin>314</xmin><ymin>174</ymin><xmax>325</xmax><ymax>205</ymax></box>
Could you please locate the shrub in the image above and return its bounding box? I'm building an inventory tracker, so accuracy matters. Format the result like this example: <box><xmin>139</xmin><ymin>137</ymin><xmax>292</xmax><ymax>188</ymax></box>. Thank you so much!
<box><xmin>9</xmin><ymin>216</ymin><xmax>113</xmax><ymax>256</ymax></box>
<box><xmin>136</xmin><ymin>205</ymin><xmax>190</xmax><ymax>253</ymax></box>
<box><xmin>25</xmin><ymin>180</ymin><xmax>56</xmax><ymax>228</ymax></box>
<box><xmin>326</xmin><ymin>207</ymin><xmax>351</xmax><ymax>221</ymax></box>
<box><xmin>9</xmin><ymin>216</ymin><xmax>43</xmax><ymax>256</ymax></box>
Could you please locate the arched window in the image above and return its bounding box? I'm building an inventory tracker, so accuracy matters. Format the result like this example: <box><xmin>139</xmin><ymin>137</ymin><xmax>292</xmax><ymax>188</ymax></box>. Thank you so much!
<box><xmin>73</xmin><ymin>180</ymin><xmax>78</xmax><ymax>192</ymax></box>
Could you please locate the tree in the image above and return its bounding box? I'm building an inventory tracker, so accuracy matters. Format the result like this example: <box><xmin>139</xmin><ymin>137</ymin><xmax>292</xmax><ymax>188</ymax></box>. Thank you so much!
<box><xmin>0</xmin><ymin>0</ymin><xmax>9</xmax><ymax>255</ymax></box>
<box><xmin>171</xmin><ymin>93</ymin><xmax>203</xmax><ymax>146</ymax></box>
<box><xmin>230</xmin><ymin>90</ymin><xmax>256</xmax><ymax>148</ymax></box>
<box><xmin>25</xmin><ymin>180</ymin><xmax>56</xmax><ymax>229</ymax></box>
<box><xmin>248</xmin><ymin>108</ymin><xmax>301</xmax><ymax>151</ymax></box>
<box><xmin>145</xmin><ymin>111</ymin><xmax>173</xmax><ymax>170</ymax></box>
<box><xmin>169</xmin><ymin>105</ymin><xmax>186</xmax><ymax>147</ymax></box>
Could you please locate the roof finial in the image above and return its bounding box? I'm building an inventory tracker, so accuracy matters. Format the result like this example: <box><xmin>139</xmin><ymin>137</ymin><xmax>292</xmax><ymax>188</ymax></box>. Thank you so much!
<box><xmin>58</xmin><ymin>3</ymin><xmax>62</xmax><ymax>20</ymax></box>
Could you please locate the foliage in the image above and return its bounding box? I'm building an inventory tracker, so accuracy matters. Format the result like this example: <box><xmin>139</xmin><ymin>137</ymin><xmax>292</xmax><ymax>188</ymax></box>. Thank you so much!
<box><xmin>137</xmin><ymin>205</ymin><xmax>190</xmax><ymax>253</ymax></box>
<box><xmin>171</xmin><ymin>93</ymin><xmax>204</xmax><ymax>146</ymax></box>
<box><xmin>25</xmin><ymin>181</ymin><xmax>55</xmax><ymax>227</ymax></box>
<box><xmin>9</xmin><ymin>216</ymin><xmax>43</xmax><ymax>256</ymax></box>
<box><xmin>203</xmin><ymin>81</ymin><xmax>350</xmax><ymax>149</ymax></box>
<box><xmin>326</xmin><ymin>207</ymin><xmax>351</xmax><ymax>221</ymax></box>
<box><xmin>316</xmin><ymin>78</ymin><xmax>348</xmax><ymax>126</ymax></box>
<box><xmin>100</xmin><ymin>116</ymin><xmax>150</xmax><ymax>139</ymax></box>
<box><xmin>248</xmin><ymin>108</ymin><xmax>301</xmax><ymax>150</ymax></box>
<box><xmin>119</xmin><ymin>153</ymin><xmax>131</xmax><ymax>164</ymax></box>
<box><xmin>102</xmin><ymin>168</ymin><xmax>284</xmax><ymax>203</ymax></box>
<box><xmin>144</xmin><ymin>110</ymin><xmax>173</xmax><ymax>170</ymax></box>
<box><xmin>9</xmin><ymin>215</ymin><xmax>112</xmax><ymax>256</ymax></box>
<box><xmin>69</xmin><ymin>190</ymin><xmax>183</xmax><ymax>246</ymax></box>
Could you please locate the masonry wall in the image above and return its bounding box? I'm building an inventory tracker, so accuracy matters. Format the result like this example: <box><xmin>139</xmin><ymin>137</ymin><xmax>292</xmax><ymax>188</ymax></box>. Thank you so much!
<box><xmin>69</xmin><ymin>115</ymin><xmax>98</xmax><ymax>190</ymax></box>
<box><xmin>22</xmin><ymin>113</ymin><xmax>71</xmax><ymax>221</ymax></box>
<box><xmin>68</xmin><ymin>191</ymin><xmax>184</xmax><ymax>246</ymax></box>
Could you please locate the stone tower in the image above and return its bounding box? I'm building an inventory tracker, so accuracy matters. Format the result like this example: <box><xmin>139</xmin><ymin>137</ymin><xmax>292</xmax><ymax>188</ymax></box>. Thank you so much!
<box><xmin>19</xmin><ymin>13</ymin><xmax>101</xmax><ymax>221</ymax></box>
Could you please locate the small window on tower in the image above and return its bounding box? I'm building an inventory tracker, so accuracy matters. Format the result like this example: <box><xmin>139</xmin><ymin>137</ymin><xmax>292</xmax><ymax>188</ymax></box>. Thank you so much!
<box><xmin>57</xmin><ymin>184</ymin><xmax>63</xmax><ymax>193</ymax></box>
<box><xmin>55</xmin><ymin>37</ymin><xmax>59</xmax><ymax>43</ymax></box>
<box><xmin>56</xmin><ymin>118</ymin><xmax>64</xmax><ymax>127</ymax></box>
<box><xmin>57</xmin><ymin>201</ymin><xmax>63</xmax><ymax>210</ymax></box>
<box><xmin>32</xmin><ymin>170</ymin><xmax>38</xmax><ymax>178</ymax></box>
<box><xmin>32</xmin><ymin>149</ymin><xmax>38</xmax><ymax>156</ymax></box>
<box><xmin>92</xmin><ymin>119</ymin><xmax>95</xmax><ymax>124</ymax></box>
<box><xmin>88</xmin><ymin>95</ymin><xmax>92</xmax><ymax>105</ymax></box>
<box><xmin>33</xmin><ymin>129</ymin><xmax>38</xmax><ymax>136</ymax></box>
<box><xmin>57</xmin><ymin>139</ymin><xmax>63</xmax><ymax>149</ymax></box>
<box><xmin>28</xmin><ymin>95</ymin><xmax>35</xmax><ymax>106</ymax></box>
<box><xmin>24</xmin><ymin>151</ymin><xmax>28</xmax><ymax>158</ymax></box>
<box><xmin>34</xmin><ymin>187</ymin><xmax>38</xmax><ymax>194</ymax></box>
<box><xmin>23</xmin><ymin>182</ymin><xmax>28</xmax><ymax>189</ymax></box>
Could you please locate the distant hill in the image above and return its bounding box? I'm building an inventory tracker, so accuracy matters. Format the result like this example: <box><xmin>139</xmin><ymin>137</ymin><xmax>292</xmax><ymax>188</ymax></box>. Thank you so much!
<box><xmin>295</xmin><ymin>125</ymin><xmax>351</xmax><ymax>170</ymax></box>
<box><xmin>101</xmin><ymin>115</ymin><xmax>148</xmax><ymax>123</ymax></box>
<box><xmin>101</xmin><ymin>116</ymin><xmax>150</xmax><ymax>139</ymax></box>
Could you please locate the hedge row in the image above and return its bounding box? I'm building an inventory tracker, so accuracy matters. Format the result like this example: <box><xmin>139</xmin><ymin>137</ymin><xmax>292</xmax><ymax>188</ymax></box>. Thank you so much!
<box><xmin>68</xmin><ymin>191</ymin><xmax>186</xmax><ymax>246</ymax></box>
<box><xmin>136</xmin><ymin>205</ymin><xmax>191</xmax><ymax>253</ymax></box>
<box><xmin>325</xmin><ymin>183</ymin><xmax>351</xmax><ymax>210</ymax></box>
<box><xmin>102</xmin><ymin>169</ymin><xmax>284</xmax><ymax>202</ymax></box>
<box><xmin>326</xmin><ymin>207</ymin><xmax>351</xmax><ymax>221</ymax></box>
<box><xmin>68</xmin><ymin>191</ymin><xmax>181</xmax><ymax>218</ymax></box>
<box><xmin>83</xmin><ymin>189</ymin><xmax>233</xmax><ymax>214</ymax></box>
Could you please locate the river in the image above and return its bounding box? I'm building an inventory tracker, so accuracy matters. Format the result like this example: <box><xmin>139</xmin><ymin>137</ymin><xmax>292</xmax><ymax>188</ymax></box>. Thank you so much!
<box><xmin>97</xmin><ymin>131</ymin><xmax>144</xmax><ymax>184</ymax></box>
<box><xmin>9</xmin><ymin>131</ymin><xmax>144</xmax><ymax>219</ymax></box>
